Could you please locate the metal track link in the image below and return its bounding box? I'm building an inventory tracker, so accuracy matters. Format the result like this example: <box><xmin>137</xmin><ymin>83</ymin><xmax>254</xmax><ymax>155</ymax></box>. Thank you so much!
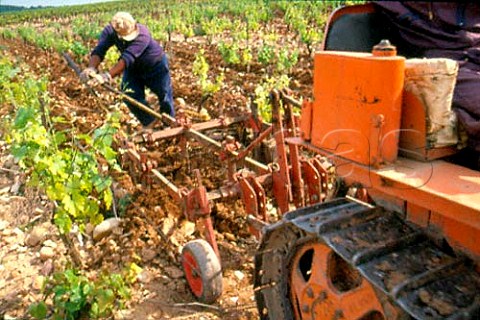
<box><xmin>254</xmin><ymin>197</ymin><xmax>480</xmax><ymax>319</ymax></box>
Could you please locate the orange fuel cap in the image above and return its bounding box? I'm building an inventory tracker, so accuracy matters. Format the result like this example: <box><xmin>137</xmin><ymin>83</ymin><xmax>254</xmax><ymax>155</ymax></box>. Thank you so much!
<box><xmin>372</xmin><ymin>39</ymin><xmax>397</xmax><ymax>56</ymax></box>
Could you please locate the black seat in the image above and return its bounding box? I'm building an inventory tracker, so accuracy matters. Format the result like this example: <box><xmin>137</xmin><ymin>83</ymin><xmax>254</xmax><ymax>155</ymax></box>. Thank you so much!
<box><xmin>322</xmin><ymin>3</ymin><xmax>423</xmax><ymax>58</ymax></box>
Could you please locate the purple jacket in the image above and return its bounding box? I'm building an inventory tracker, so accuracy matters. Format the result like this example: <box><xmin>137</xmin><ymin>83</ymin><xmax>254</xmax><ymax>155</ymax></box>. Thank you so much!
<box><xmin>373</xmin><ymin>2</ymin><xmax>480</xmax><ymax>65</ymax></box>
<box><xmin>92</xmin><ymin>23</ymin><xmax>164</xmax><ymax>72</ymax></box>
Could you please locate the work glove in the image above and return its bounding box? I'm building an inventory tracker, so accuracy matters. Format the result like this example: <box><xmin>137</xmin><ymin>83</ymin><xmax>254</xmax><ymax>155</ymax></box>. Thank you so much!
<box><xmin>79</xmin><ymin>67</ymin><xmax>96</xmax><ymax>83</ymax></box>
<box><xmin>87</xmin><ymin>72</ymin><xmax>113</xmax><ymax>87</ymax></box>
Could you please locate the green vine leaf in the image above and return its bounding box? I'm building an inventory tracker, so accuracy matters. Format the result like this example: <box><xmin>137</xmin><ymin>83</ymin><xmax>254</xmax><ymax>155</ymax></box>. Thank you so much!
<box><xmin>28</xmin><ymin>301</ymin><xmax>48</xmax><ymax>319</ymax></box>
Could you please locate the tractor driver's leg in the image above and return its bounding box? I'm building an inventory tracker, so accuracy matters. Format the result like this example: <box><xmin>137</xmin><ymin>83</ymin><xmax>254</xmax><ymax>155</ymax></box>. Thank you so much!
<box><xmin>451</xmin><ymin>66</ymin><xmax>480</xmax><ymax>169</ymax></box>
<box><xmin>453</xmin><ymin>67</ymin><xmax>480</xmax><ymax>147</ymax></box>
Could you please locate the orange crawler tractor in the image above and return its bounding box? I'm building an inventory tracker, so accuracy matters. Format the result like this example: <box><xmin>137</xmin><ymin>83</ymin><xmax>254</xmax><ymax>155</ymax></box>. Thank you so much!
<box><xmin>253</xmin><ymin>3</ymin><xmax>480</xmax><ymax>320</ymax></box>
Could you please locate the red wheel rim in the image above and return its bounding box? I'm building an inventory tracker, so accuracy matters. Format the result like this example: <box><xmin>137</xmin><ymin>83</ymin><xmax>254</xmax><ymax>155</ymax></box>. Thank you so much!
<box><xmin>182</xmin><ymin>251</ymin><xmax>203</xmax><ymax>297</ymax></box>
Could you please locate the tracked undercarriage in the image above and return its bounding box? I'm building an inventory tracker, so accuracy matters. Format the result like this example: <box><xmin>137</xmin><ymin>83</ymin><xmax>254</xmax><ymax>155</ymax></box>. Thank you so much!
<box><xmin>254</xmin><ymin>198</ymin><xmax>480</xmax><ymax>319</ymax></box>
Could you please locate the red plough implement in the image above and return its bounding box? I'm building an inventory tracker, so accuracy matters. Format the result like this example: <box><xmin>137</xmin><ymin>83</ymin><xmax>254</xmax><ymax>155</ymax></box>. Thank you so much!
<box><xmin>117</xmin><ymin>88</ymin><xmax>330</xmax><ymax>303</ymax></box>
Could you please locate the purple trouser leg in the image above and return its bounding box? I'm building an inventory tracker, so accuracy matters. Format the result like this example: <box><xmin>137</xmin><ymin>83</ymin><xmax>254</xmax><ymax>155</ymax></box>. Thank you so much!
<box><xmin>453</xmin><ymin>65</ymin><xmax>480</xmax><ymax>151</ymax></box>
<box><xmin>425</xmin><ymin>50</ymin><xmax>480</xmax><ymax>152</ymax></box>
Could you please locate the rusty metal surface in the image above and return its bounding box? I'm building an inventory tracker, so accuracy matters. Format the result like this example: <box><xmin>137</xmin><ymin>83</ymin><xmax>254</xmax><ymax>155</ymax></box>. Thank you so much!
<box><xmin>133</xmin><ymin>115</ymin><xmax>246</xmax><ymax>143</ymax></box>
<box><xmin>270</xmin><ymin>91</ymin><xmax>292</xmax><ymax>214</ymax></box>
<box><xmin>301</xmin><ymin>157</ymin><xmax>329</xmax><ymax>205</ymax></box>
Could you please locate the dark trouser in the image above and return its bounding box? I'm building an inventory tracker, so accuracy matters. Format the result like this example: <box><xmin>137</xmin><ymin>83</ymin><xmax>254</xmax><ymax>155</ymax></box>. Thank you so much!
<box><xmin>446</xmin><ymin>62</ymin><xmax>480</xmax><ymax>169</ymax></box>
<box><xmin>122</xmin><ymin>54</ymin><xmax>175</xmax><ymax>126</ymax></box>
<box><xmin>425</xmin><ymin>50</ymin><xmax>480</xmax><ymax>152</ymax></box>
<box><xmin>453</xmin><ymin>66</ymin><xmax>480</xmax><ymax>152</ymax></box>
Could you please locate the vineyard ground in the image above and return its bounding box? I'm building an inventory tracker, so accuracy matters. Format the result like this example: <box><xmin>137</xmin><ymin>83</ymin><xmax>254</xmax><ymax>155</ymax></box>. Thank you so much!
<box><xmin>0</xmin><ymin>18</ymin><xmax>314</xmax><ymax>320</ymax></box>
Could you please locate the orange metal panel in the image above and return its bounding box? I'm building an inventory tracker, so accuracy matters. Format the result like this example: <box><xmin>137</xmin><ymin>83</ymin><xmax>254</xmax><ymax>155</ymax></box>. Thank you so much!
<box><xmin>372</xmin><ymin>159</ymin><xmax>480</xmax><ymax>215</ymax></box>
<box><xmin>311</xmin><ymin>51</ymin><xmax>405</xmax><ymax>167</ymax></box>
<box><xmin>299</xmin><ymin>100</ymin><xmax>313</xmax><ymax>141</ymax></box>
<box><xmin>399</xmin><ymin>91</ymin><xmax>427</xmax><ymax>155</ymax></box>
<box><xmin>429</xmin><ymin>211</ymin><xmax>479</xmax><ymax>259</ymax></box>
<box><xmin>406</xmin><ymin>202</ymin><xmax>430</xmax><ymax>228</ymax></box>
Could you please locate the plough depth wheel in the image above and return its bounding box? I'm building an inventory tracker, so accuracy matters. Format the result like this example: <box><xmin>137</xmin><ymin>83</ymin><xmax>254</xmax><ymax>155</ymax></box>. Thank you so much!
<box><xmin>181</xmin><ymin>239</ymin><xmax>223</xmax><ymax>304</ymax></box>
